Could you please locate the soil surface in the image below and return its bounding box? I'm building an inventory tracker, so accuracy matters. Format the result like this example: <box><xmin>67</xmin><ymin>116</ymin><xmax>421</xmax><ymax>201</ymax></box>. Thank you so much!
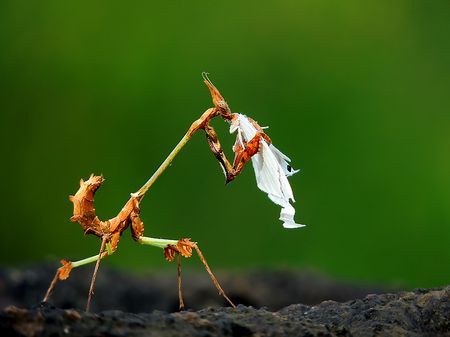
<box><xmin>0</xmin><ymin>265</ymin><xmax>448</xmax><ymax>336</ymax></box>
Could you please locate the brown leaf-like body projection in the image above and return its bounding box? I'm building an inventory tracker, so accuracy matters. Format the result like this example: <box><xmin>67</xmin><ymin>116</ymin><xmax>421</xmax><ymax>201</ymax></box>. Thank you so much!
<box><xmin>69</xmin><ymin>174</ymin><xmax>144</xmax><ymax>241</ymax></box>
<box><xmin>69</xmin><ymin>175</ymin><xmax>107</xmax><ymax>236</ymax></box>
<box><xmin>202</xmin><ymin>72</ymin><xmax>232</xmax><ymax>120</ymax></box>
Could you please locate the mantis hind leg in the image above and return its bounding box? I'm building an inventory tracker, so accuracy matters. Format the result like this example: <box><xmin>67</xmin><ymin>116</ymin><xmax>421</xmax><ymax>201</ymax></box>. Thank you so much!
<box><xmin>42</xmin><ymin>235</ymin><xmax>118</xmax><ymax>310</ymax></box>
<box><xmin>43</xmin><ymin>260</ymin><xmax>72</xmax><ymax>303</ymax></box>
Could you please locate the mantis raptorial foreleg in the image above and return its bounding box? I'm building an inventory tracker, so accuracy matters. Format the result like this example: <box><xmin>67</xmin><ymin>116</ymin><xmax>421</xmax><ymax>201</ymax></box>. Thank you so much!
<box><xmin>204</xmin><ymin>122</ymin><xmax>264</xmax><ymax>184</ymax></box>
<box><xmin>137</xmin><ymin>235</ymin><xmax>236</xmax><ymax>309</ymax></box>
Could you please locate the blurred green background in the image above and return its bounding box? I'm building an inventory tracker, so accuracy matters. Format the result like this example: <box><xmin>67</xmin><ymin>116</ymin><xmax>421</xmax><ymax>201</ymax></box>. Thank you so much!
<box><xmin>0</xmin><ymin>1</ymin><xmax>449</xmax><ymax>288</ymax></box>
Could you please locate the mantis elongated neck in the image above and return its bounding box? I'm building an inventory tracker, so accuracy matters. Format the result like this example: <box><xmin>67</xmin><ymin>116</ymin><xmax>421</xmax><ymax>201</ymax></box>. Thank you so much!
<box><xmin>135</xmin><ymin>131</ymin><xmax>192</xmax><ymax>200</ymax></box>
<box><xmin>134</xmin><ymin>107</ymin><xmax>216</xmax><ymax>201</ymax></box>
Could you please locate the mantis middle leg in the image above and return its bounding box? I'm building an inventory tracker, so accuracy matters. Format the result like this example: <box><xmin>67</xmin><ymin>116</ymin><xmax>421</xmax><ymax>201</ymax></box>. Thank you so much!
<box><xmin>137</xmin><ymin>235</ymin><xmax>236</xmax><ymax>309</ymax></box>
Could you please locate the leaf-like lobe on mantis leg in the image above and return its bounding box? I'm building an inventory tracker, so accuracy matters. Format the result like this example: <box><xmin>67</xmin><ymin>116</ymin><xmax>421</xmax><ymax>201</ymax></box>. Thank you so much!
<box><xmin>58</xmin><ymin>259</ymin><xmax>73</xmax><ymax>280</ymax></box>
<box><xmin>163</xmin><ymin>238</ymin><xmax>195</xmax><ymax>262</ymax></box>
<box><xmin>130</xmin><ymin>199</ymin><xmax>145</xmax><ymax>241</ymax></box>
<box><xmin>109</xmin><ymin>232</ymin><xmax>121</xmax><ymax>252</ymax></box>
<box><xmin>164</xmin><ymin>245</ymin><xmax>179</xmax><ymax>262</ymax></box>
<box><xmin>177</xmin><ymin>238</ymin><xmax>195</xmax><ymax>258</ymax></box>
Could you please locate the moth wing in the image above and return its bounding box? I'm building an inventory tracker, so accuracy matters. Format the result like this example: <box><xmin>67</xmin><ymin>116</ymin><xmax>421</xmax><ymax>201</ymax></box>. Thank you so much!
<box><xmin>269</xmin><ymin>144</ymin><xmax>299</xmax><ymax>177</ymax></box>
<box><xmin>251</xmin><ymin>141</ymin><xmax>294</xmax><ymax>206</ymax></box>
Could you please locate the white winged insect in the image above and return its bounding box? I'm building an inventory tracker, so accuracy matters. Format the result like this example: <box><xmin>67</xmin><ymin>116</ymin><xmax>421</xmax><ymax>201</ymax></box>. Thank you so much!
<box><xmin>229</xmin><ymin>113</ymin><xmax>305</xmax><ymax>229</ymax></box>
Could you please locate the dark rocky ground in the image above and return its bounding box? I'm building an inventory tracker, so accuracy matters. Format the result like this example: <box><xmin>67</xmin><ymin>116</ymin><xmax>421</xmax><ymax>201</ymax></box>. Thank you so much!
<box><xmin>0</xmin><ymin>264</ymin><xmax>448</xmax><ymax>336</ymax></box>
